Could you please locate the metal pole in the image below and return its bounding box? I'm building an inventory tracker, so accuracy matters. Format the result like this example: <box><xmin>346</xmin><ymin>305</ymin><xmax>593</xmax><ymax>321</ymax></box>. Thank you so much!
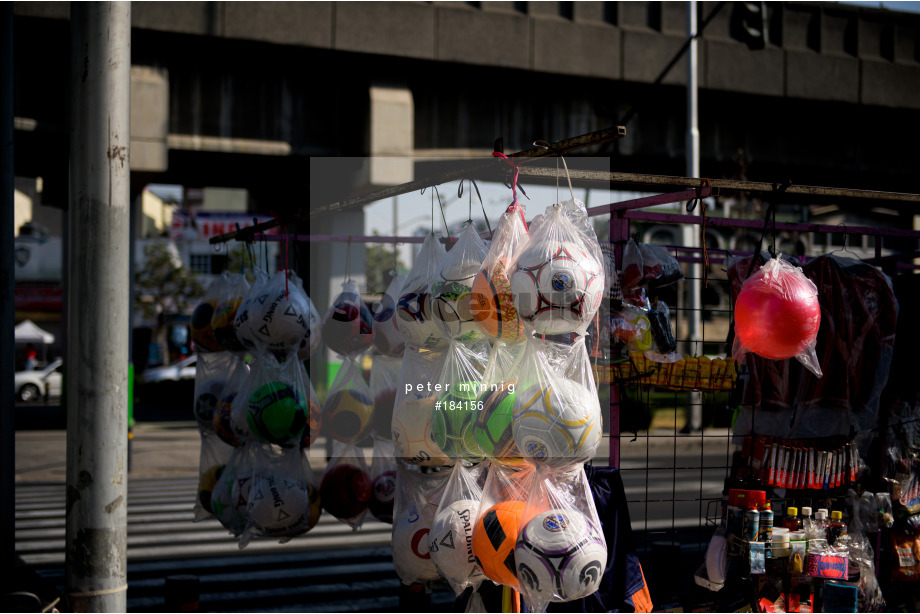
<box><xmin>66</xmin><ymin>3</ymin><xmax>131</xmax><ymax>611</ymax></box>
<box><xmin>0</xmin><ymin>2</ymin><xmax>16</xmax><ymax>589</ymax></box>
<box><xmin>685</xmin><ymin>0</ymin><xmax>703</xmax><ymax>431</ymax></box>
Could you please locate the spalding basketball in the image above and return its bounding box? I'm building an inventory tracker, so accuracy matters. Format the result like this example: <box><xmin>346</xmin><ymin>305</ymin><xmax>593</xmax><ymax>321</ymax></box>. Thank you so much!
<box><xmin>320</xmin><ymin>464</ymin><xmax>372</xmax><ymax>520</ymax></box>
<box><xmin>472</xmin><ymin>259</ymin><xmax>524</xmax><ymax>341</ymax></box>
<box><xmin>472</xmin><ymin>500</ymin><xmax>526</xmax><ymax>587</ymax></box>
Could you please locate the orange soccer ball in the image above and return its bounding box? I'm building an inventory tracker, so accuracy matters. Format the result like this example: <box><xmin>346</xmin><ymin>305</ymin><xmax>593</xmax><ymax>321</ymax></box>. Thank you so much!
<box><xmin>471</xmin><ymin>259</ymin><xmax>523</xmax><ymax>342</ymax></box>
<box><xmin>472</xmin><ymin>500</ymin><xmax>527</xmax><ymax>587</ymax></box>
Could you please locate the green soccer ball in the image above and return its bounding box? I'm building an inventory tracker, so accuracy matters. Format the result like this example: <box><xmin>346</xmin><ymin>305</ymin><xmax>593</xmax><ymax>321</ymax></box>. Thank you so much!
<box><xmin>247</xmin><ymin>381</ymin><xmax>308</xmax><ymax>447</ymax></box>
<box><xmin>431</xmin><ymin>380</ymin><xmax>483</xmax><ymax>462</ymax></box>
<box><xmin>472</xmin><ymin>381</ymin><xmax>522</xmax><ymax>464</ymax></box>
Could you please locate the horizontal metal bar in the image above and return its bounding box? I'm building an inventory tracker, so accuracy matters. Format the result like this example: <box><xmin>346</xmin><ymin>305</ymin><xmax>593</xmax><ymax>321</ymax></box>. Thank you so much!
<box><xmin>585</xmin><ymin>187</ymin><xmax>714</xmax><ymax>217</ymax></box>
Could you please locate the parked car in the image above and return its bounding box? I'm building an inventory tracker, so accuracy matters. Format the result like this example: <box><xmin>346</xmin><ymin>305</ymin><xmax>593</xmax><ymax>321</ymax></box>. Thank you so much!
<box><xmin>15</xmin><ymin>358</ymin><xmax>63</xmax><ymax>402</ymax></box>
<box><xmin>140</xmin><ymin>355</ymin><xmax>197</xmax><ymax>384</ymax></box>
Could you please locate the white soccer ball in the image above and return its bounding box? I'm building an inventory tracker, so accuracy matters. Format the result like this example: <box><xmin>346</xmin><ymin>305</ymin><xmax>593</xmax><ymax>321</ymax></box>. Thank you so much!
<box><xmin>210</xmin><ymin>465</ymin><xmax>250</xmax><ymax>535</ymax></box>
<box><xmin>515</xmin><ymin>509</ymin><xmax>607</xmax><ymax>603</ymax></box>
<box><xmin>510</xmin><ymin>240</ymin><xmax>604</xmax><ymax>335</ymax></box>
<box><xmin>246</xmin><ymin>475</ymin><xmax>311</xmax><ymax>539</ymax></box>
<box><xmin>394</xmin><ymin>288</ymin><xmax>448</xmax><ymax>350</ymax></box>
<box><xmin>512</xmin><ymin>379</ymin><xmax>602</xmax><ymax>467</ymax></box>
<box><xmin>429</xmin><ymin>499</ymin><xmax>483</xmax><ymax>586</ymax></box>
<box><xmin>250</xmin><ymin>288</ymin><xmax>310</xmax><ymax>353</ymax></box>
<box><xmin>429</xmin><ymin>262</ymin><xmax>484</xmax><ymax>342</ymax></box>
<box><xmin>392</xmin><ymin>501</ymin><xmax>440</xmax><ymax>583</ymax></box>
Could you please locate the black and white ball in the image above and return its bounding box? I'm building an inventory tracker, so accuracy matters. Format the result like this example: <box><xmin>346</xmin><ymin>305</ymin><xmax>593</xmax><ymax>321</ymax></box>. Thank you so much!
<box><xmin>515</xmin><ymin>509</ymin><xmax>607</xmax><ymax>603</ymax></box>
<box><xmin>510</xmin><ymin>241</ymin><xmax>604</xmax><ymax>335</ymax></box>
<box><xmin>246</xmin><ymin>475</ymin><xmax>312</xmax><ymax>539</ymax></box>
<box><xmin>249</xmin><ymin>286</ymin><xmax>311</xmax><ymax>353</ymax></box>
<box><xmin>429</xmin><ymin>499</ymin><xmax>483</xmax><ymax>585</ymax></box>
<box><xmin>429</xmin><ymin>262</ymin><xmax>483</xmax><ymax>342</ymax></box>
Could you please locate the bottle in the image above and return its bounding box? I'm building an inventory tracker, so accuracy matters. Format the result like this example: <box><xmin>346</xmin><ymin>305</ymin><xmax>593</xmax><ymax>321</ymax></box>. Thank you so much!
<box><xmin>827</xmin><ymin>510</ymin><xmax>847</xmax><ymax>546</ymax></box>
<box><xmin>783</xmin><ymin>506</ymin><xmax>801</xmax><ymax>531</ymax></box>
<box><xmin>759</xmin><ymin>502</ymin><xmax>774</xmax><ymax>557</ymax></box>
<box><xmin>744</xmin><ymin>505</ymin><xmax>760</xmax><ymax>541</ymax></box>
<box><xmin>814</xmin><ymin>509</ymin><xmax>828</xmax><ymax>540</ymax></box>
<box><xmin>801</xmin><ymin>506</ymin><xmax>813</xmax><ymax>531</ymax></box>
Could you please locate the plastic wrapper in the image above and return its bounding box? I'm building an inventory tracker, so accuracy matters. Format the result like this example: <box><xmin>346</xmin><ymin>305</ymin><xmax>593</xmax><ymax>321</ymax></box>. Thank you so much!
<box><xmin>509</xmin><ymin>202</ymin><xmax>604</xmax><ymax>336</ymax></box>
<box><xmin>431</xmin><ymin>339</ymin><xmax>491</xmax><ymax>464</ymax></box>
<box><xmin>733</xmin><ymin>256</ymin><xmax>823</xmax><ymax>377</ymax></box>
<box><xmin>209</xmin><ymin>271</ymin><xmax>252</xmax><ymax>353</ymax></box>
<box><xmin>392</xmin><ymin>462</ymin><xmax>450</xmax><ymax>584</ymax></box>
<box><xmin>429</xmin><ymin>223</ymin><xmax>490</xmax><ymax>342</ymax></box>
<box><xmin>473</xmin><ymin>340</ymin><xmax>526</xmax><ymax>466</ymax></box>
<box><xmin>296</xmin><ymin>291</ymin><xmax>323</xmax><ymax>360</ymax></box>
<box><xmin>324</xmin><ymin>356</ymin><xmax>374</xmax><ymax>443</ymax></box>
<box><xmin>369</xmin><ymin>354</ymin><xmax>402</xmax><ymax>439</ymax></box>
<box><xmin>193</xmin><ymin>351</ymin><xmax>249</xmax><ymax>434</ymax></box>
<box><xmin>471</xmin><ymin>462</ymin><xmax>537</xmax><ymax>589</ymax></box>
<box><xmin>232</xmin><ymin>352</ymin><xmax>311</xmax><ymax>448</ymax></box>
<box><xmin>620</xmin><ymin>238</ymin><xmax>643</xmax><ymax>291</ymax></box>
<box><xmin>647</xmin><ymin>299</ymin><xmax>677</xmax><ymax>355</ymax></box>
<box><xmin>429</xmin><ymin>462</ymin><xmax>489</xmax><ymax>595</ymax></box>
<box><xmin>242</xmin><ymin>269</ymin><xmax>314</xmax><ymax>356</ymax></box>
<box><xmin>209</xmin><ymin>356</ymin><xmax>253</xmax><ymax>448</ymax></box>
<box><xmin>234</xmin><ymin>268</ymin><xmax>270</xmax><ymax>354</ymax></box>
<box><xmin>471</xmin><ymin>203</ymin><xmax>528</xmax><ymax>342</ymax></box>
<box><xmin>394</xmin><ymin>233</ymin><xmax>449</xmax><ymax>351</ymax></box>
<box><xmin>194</xmin><ymin>430</ymin><xmax>237</xmax><ymax>522</ymax></box>
<box><xmin>639</xmin><ymin>243</ymin><xmax>683</xmax><ymax>289</ymax></box>
<box><xmin>239</xmin><ymin>445</ymin><xmax>321</xmax><ymax>548</ymax></box>
<box><xmin>609</xmin><ymin>305</ymin><xmax>652</xmax><ymax>354</ymax></box>
<box><xmin>373</xmin><ymin>273</ymin><xmax>408</xmax><ymax>357</ymax></box>
<box><xmin>190</xmin><ymin>278</ymin><xmax>224</xmax><ymax>353</ymax></box>
<box><xmin>322</xmin><ymin>279</ymin><xmax>375</xmax><ymax>357</ymax></box>
<box><xmin>392</xmin><ymin>347</ymin><xmax>451</xmax><ymax>466</ymax></box>
<box><xmin>298</xmin><ymin>370</ymin><xmax>323</xmax><ymax>449</ymax></box>
<box><xmin>205</xmin><ymin>441</ymin><xmax>252</xmax><ymax>536</ymax></box>
<box><xmin>320</xmin><ymin>439</ymin><xmax>374</xmax><ymax>530</ymax></box>
<box><xmin>512</xmin><ymin>336</ymin><xmax>602</xmax><ymax>468</ymax></box>
<box><xmin>368</xmin><ymin>437</ymin><xmax>398</xmax><ymax>524</ymax></box>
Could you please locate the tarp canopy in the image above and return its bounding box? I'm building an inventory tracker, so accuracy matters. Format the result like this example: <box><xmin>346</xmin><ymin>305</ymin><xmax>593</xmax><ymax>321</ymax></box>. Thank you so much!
<box><xmin>14</xmin><ymin>319</ymin><xmax>55</xmax><ymax>344</ymax></box>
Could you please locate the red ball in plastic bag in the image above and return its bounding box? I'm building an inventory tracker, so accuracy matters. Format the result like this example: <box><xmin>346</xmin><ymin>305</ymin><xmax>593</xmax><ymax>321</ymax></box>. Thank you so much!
<box><xmin>734</xmin><ymin>262</ymin><xmax>821</xmax><ymax>360</ymax></box>
<box><xmin>320</xmin><ymin>463</ymin><xmax>372</xmax><ymax>520</ymax></box>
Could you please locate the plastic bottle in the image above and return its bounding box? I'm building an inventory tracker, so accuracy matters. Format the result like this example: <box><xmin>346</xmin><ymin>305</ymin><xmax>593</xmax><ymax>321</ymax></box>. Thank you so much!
<box><xmin>783</xmin><ymin>506</ymin><xmax>801</xmax><ymax>531</ymax></box>
<box><xmin>814</xmin><ymin>509</ymin><xmax>828</xmax><ymax>540</ymax></box>
<box><xmin>801</xmin><ymin>506</ymin><xmax>813</xmax><ymax>532</ymax></box>
<box><xmin>826</xmin><ymin>510</ymin><xmax>847</xmax><ymax>546</ymax></box>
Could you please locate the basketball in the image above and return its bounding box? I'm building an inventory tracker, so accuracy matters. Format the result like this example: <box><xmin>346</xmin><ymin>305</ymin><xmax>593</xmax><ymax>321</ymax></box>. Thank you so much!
<box><xmin>369</xmin><ymin>470</ymin><xmax>397</xmax><ymax>523</ymax></box>
<box><xmin>473</xmin><ymin>382</ymin><xmax>522</xmax><ymax>464</ymax></box>
<box><xmin>431</xmin><ymin>381</ymin><xmax>483</xmax><ymax>463</ymax></box>
<box><xmin>197</xmin><ymin>464</ymin><xmax>224</xmax><ymax>514</ymax></box>
<box><xmin>324</xmin><ymin>388</ymin><xmax>374</xmax><ymax>442</ymax></box>
<box><xmin>472</xmin><ymin>500</ymin><xmax>527</xmax><ymax>586</ymax></box>
<box><xmin>515</xmin><ymin>509</ymin><xmax>607</xmax><ymax>602</ymax></box>
<box><xmin>247</xmin><ymin>381</ymin><xmax>308</xmax><ymax>447</ymax></box>
<box><xmin>429</xmin><ymin>499</ymin><xmax>483</xmax><ymax>585</ymax></box>
<box><xmin>392</xmin><ymin>501</ymin><xmax>440</xmax><ymax>582</ymax></box>
<box><xmin>212</xmin><ymin>393</ymin><xmax>241</xmax><ymax>447</ymax></box>
<box><xmin>395</xmin><ymin>289</ymin><xmax>448</xmax><ymax>350</ymax></box>
<box><xmin>299</xmin><ymin>398</ymin><xmax>322</xmax><ymax>448</ymax></box>
<box><xmin>512</xmin><ymin>379</ymin><xmax>601</xmax><ymax>467</ymax></box>
<box><xmin>472</xmin><ymin>259</ymin><xmax>524</xmax><ymax>341</ymax></box>
<box><xmin>320</xmin><ymin>464</ymin><xmax>373</xmax><ymax>520</ymax></box>
<box><xmin>510</xmin><ymin>241</ymin><xmax>604</xmax><ymax>335</ymax></box>
<box><xmin>322</xmin><ymin>288</ymin><xmax>375</xmax><ymax>357</ymax></box>
<box><xmin>246</xmin><ymin>475</ymin><xmax>313</xmax><ymax>538</ymax></box>
<box><xmin>191</xmin><ymin>299</ymin><xmax>222</xmax><ymax>352</ymax></box>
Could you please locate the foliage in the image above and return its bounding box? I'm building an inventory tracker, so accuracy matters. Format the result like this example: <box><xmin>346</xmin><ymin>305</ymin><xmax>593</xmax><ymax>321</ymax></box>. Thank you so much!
<box><xmin>364</xmin><ymin>241</ymin><xmax>406</xmax><ymax>295</ymax></box>
<box><xmin>134</xmin><ymin>241</ymin><xmax>206</xmax><ymax>322</ymax></box>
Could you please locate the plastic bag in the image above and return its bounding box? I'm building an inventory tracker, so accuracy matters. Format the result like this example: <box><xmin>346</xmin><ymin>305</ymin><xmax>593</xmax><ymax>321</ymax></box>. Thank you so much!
<box><xmin>239</xmin><ymin>444</ymin><xmax>321</xmax><ymax>548</ymax></box>
<box><xmin>194</xmin><ymin>430</ymin><xmax>237</xmax><ymax>522</ymax></box>
<box><xmin>298</xmin><ymin>369</ymin><xmax>323</xmax><ymax>449</ymax></box>
<box><xmin>234</xmin><ymin>268</ymin><xmax>270</xmax><ymax>354</ymax></box>
<box><xmin>429</xmin><ymin>223</ymin><xmax>491</xmax><ymax>342</ymax></box>
<box><xmin>209</xmin><ymin>271</ymin><xmax>252</xmax><ymax>353</ymax></box>
<box><xmin>368</xmin><ymin>437</ymin><xmax>398</xmax><ymax>524</ymax></box>
<box><xmin>733</xmin><ymin>256</ymin><xmax>823</xmax><ymax>377</ymax></box>
<box><xmin>620</xmin><ymin>238</ymin><xmax>643</xmax><ymax>291</ymax></box>
<box><xmin>373</xmin><ymin>273</ymin><xmax>408</xmax><ymax>357</ymax></box>
<box><xmin>512</xmin><ymin>336</ymin><xmax>602</xmax><ymax>468</ymax></box>
<box><xmin>639</xmin><ymin>243</ymin><xmax>684</xmax><ymax>289</ymax></box>
<box><xmin>429</xmin><ymin>462</ymin><xmax>489</xmax><ymax>595</ymax></box>
<box><xmin>210</xmin><ymin>357</ymin><xmax>253</xmax><ymax>448</ymax></box>
<box><xmin>324</xmin><ymin>355</ymin><xmax>374</xmax><ymax>443</ymax></box>
<box><xmin>323</xmin><ymin>279</ymin><xmax>375</xmax><ymax>357</ymax></box>
<box><xmin>471</xmin><ymin>462</ymin><xmax>537</xmax><ymax>589</ymax></box>
<box><xmin>190</xmin><ymin>278</ymin><xmax>225</xmax><ymax>353</ymax></box>
<box><xmin>515</xmin><ymin>465</ymin><xmax>607</xmax><ymax>611</ymax></box>
<box><xmin>206</xmin><ymin>441</ymin><xmax>252</xmax><ymax>536</ymax></box>
<box><xmin>647</xmin><ymin>299</ymin><xmax>677</xmax><ymax>355</ymax></box>
<box><xmin>431</xmin><ymin>339</ymin><xmax>492</xmax><ymax>464</ymax></box>
<box><xmin>296</xmin><ymin>291</ymin><xmax>324</xmax><ymax>360</ymax></box>
<box><xmin>370</xmin><ymin>354</ymin><xmax>402</xmax><ymax>439</ymax></box>
<box><xmin>320</xmin><ymin>439</ymin><xmax>374</xmax><ymax>530</ymax></box>
<box><xmin>392</xmin><ymin>462</ymin><xmax>450</xmax><ymax>584</ymax></box>
<box><xmin>472</xmin><ymin>340</ymin><xmax>526</xmax><ymax>466</ymax></box>
<box><xmin>509</xmin><ymin>203</ymin><xmax>604</xmax><ymax>336</ymax></box>
<box><xmin>234</xmin><ymin>352</ymin><xmax>310</xmax><ymax>448</ymax></box>
<box><xmin>395</xmin><ymin>233</ymin><xmax>450</xmax><ymax>351</ymax></box>
<box><xmin>472</xmin><ymin>203</ymin><xmax>528</xmax><ymax>342</ymax></box>
<box><xmin>392</xmin><ymin>347</ymin><xmax>451</xmax><ymax>466</ymax></box>
<box><xmin>193</xmin><ymin>351</ymin><xmax>249</xmax><ymax>434</ymax></box>
<box><xmin>244</xmin><ymin>269</ymin><xmax>314</xmax><ymax>355</ymax></box>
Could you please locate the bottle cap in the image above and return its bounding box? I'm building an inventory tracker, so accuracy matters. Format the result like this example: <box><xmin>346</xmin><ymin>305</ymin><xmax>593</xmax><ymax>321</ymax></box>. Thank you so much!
<box><xmin>787</xmin><ymin>506</ymin><xmax>798</xmax><ymax>516</ymax></box>
<box><xmin>764</xmin><ymin>502</ymin><xmax>772</xmax><ymax>510</ymax></box>
<box><xmin>831</xmin><ymin>510</ymin><xmax>843</xmax><ymax>520</ymax></box>
<box><xmin>815</xmin><ymin>510</ymin><xmax>827</xmax><ymax>520</ymax></box>
<box><xmin>818</xmin><ymin>508</ymin><xmax>828</xmax><ymax>516</ymax></box>
<box><xmin>801</xmin><ymin>506</ymin><xmax>812</xmax><ymax>516</ymax></box>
